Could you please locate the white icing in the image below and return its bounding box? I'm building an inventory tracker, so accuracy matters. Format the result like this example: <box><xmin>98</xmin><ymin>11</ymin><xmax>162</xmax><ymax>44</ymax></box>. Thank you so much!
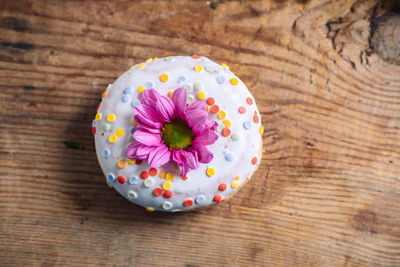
<box><xmin>94</xmin><ymin>56</ymin><xmax>262</xmax><ymax>212</ymax></box>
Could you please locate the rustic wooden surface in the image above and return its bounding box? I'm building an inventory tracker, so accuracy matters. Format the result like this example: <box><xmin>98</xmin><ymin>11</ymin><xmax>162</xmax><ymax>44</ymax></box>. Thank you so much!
<box><xmin>1</xmin><ymin>0</ymin><xmax>399</xmax><ymax>266</ymax></box>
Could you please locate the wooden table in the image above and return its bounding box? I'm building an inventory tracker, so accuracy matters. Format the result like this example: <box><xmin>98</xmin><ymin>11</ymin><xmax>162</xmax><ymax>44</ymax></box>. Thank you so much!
<box><xmin>1</xmin><ymin>0</ymin><xmax>399</xmax><ymax>266</ymax></box>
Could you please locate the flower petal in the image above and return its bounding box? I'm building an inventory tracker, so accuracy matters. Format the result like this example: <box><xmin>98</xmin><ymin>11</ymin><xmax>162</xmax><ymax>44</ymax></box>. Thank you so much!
<box><xmin>187</xmin><ymin>100</ymin><xmax>206</xmax><ymax>112</ymax></box>
<box><xmin>172</xmin><ymin>149</ymin><xmax>199</xmax><ymax>176</ymax></box>
<box><xmin>136</xmin><ymin>124</ymin><xmax>161</xmax><ymax>134</ymax></box>
<box><xmin>148</xmin><ymin>144</ymin><xmax>171</xmax><ymax>167</ymax></box>
<box><xmin>186</xmin><ymin>109</ymin><xmax>208</xmax><ymax>135</ymax></box>
<box><xmin>155</xmin><ymin>94</ymin><xmax>175</xmax><ymax>122</ymax></box>
<box><xmin>136</xmin><ymin>144</ymin><xmax>155</xmax><ymax>159</ymax></box>
<box><xmin>133</xmin><ymin>130</ymin><xmax>162</xmax><ymax>146</ymax></box>
<box><xmin>140</xmin><ymin>89</ymin><xmax>159</xmax><ymax>106</ymax></box>
<box><xmin>134</xmin><ymin>104</ymin><xmax>163</xmax><ymax>129</ymax></box>
<box><xmin>172</xmin><ymin>88</ymin><xmax>187</xmax><ymax>120</ymax></box>
<box><xmin>204</xmin><ymin>119</ymin><xmax>217</xmax><ymax>131</ymax></box>
<box><xmin>125</xmin><ymin>141</ymin><xmax>141</xmax><ymax>158</ymax></box>
<box><xmin>191</xmin><ymin>141</ymin><xmax>213</xmax><ymax>163</ymax></box>
<box><xmin>193</xmin><ymin>130</ymin><xmax>218</xmax><ymax>145</ymax></box>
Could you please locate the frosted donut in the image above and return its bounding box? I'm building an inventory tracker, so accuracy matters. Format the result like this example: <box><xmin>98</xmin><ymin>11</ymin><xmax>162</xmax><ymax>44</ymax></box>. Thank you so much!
<box><xmin>93</xmin><ymin>55</ymin><xmax>263</xmax><ymax>212</ymax></box>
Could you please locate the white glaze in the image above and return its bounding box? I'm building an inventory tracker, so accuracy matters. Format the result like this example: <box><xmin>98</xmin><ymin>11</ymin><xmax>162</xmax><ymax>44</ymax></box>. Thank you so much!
<box><xmin>93</xmin><ymin>56</ymin><xmax>262</xmax><ymax>212</ymax></box>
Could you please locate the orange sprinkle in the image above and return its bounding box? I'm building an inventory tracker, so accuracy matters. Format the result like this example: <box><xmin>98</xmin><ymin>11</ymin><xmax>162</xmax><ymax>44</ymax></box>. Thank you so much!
<box><xmin>136</xmin><ymin>160</ymin><xmax>143</xmax><ymax>165</ymax></box>
<box><xmin>159</xmin><ymin>170</ymin><xmax>166</xmax><ymax>179</ymax></box>
<box><xmin>253</xmin><ymin>115</ymin><xmax>259</xmax><ymax>123</ymax></box>
<box><xmin>213</xmin><ymin>195</ymin><xmax>222</xmax><ymax>202</ymax></box>
<box><xmin>222</xmin><ymin>128</ymin><xmax>231</xmax><ymax>137</ymax></box>
<box><xmin>218</xmin><ymin>184</ymin><xmax>227</xmax><ymax>191</ymax></box>
<box><xmin>238</xmin><ymin>106</ymin><xmax>246</xmax><ymax>114</ymax></box>
<box><xmin>192</xmin><ymin>54</ymin><xmax>200</xmax><ymax>59</ymax></box>
<box><xmin>149</xmin><ymin>168</ymin><xmax>158</xmax><ymax>176</ymax></box>
<box><xmin>210</xmin><ymin>105</ymin><xmax>220</xmax><ymax>114</ymax></box>
<box><xmin>140</xmin><ymin>171</ymin><xmax>149</xmax><ymax>179</ymax></box>
<box><xmin>246</xmin><ymin>97</ymin><xmax>253</xmax><ymax>105</ymax></box>
<box><xmin>251</xmin><ymin>157</ymin><xmax>257</xmax><ymax>165</ymax></box>
<box><xmin>206</xmin><ymin>97</ymin><xmax>215</xmax><ymax>106</ymax></box>
<box><xmin>180</xmin><ymin>174</ymin><xmax>188</xmax><ymax>180</ymax></box>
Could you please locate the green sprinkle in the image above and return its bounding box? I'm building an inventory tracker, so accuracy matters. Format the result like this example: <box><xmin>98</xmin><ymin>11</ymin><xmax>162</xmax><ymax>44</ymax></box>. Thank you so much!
<box><xmin>63</xmin><ymin>141</ymin><xmax>84</xmax><ymax>150</ymax></box>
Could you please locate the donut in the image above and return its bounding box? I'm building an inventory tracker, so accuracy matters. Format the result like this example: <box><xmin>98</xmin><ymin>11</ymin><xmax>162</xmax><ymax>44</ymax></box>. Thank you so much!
<box><xmin>93</xmin><ymin>55</ymin><xmax>263</xmax><ymax>212</ymax></box>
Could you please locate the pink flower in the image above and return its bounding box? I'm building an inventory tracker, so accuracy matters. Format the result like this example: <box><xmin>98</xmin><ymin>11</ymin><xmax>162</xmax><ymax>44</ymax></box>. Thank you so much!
<box><xmin>126</xmin><ymin>88</ymin><xmax>218</xmax><ymax>176</ymax></box>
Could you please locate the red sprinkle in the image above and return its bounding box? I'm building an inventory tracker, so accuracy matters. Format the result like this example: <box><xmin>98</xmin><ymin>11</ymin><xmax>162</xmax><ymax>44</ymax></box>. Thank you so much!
<box><xmin>238</xmin><ymin>106</ymin><xmax>246</xmax><ymax>114</ymax></box>
<box><xmin>251</xmin><ymin>157</ymin><xmax>257</xmax><ymax>165</ymax></box>
<box><xmin>246</xmin><ymin>97</ymin><xmax>253</xmax><ymax>105</ymax></box>
<box><xmin>222</xmin><ymin>128</ymin><xmax>231</xmax><ymax>137</ymax></box>
<box><xmin>210</xmin><ymin>105</ymin><xmax>220</xmax><ymax>114</ymax></box>
<box><xmin>164</xmin><ymin>190</ymin><xmax>173</xmax><ymax>198</ymax></box>
<box><xmin>101</xmin><ymin>133</ymin><xmax>104</xmax><ymax>136</ymax></box>
<box><xmin>184</xmin><ymin>199</ymin><xmax>194</xmax><ymax>207</ymax></box>
<box><xmin>253</xmin><ymin>115</ymin><xmax>259</xmax><ymax>123</ymax></box>
<box><xmin>91</xmin><ymin>127</ymin><xmax>96</xmax><ymax>135</ymax></box>
<box><xmin>140</xmin><ymin>171</ymin><xmax>149</xmax><ymax>179</ymax></box>
<box><xmin>180</xmin><ymin>174</ymin><xmax>188</xmax><ymax>180</ymax></box>
<box><xmin>135</xmin><ymin>160</ymin><xmax>143</xmax><ymax>165</ymax></box>
<box><xmin>153</xmin><ymin>187</ymin><xmax>163</xmax><ymax>196</ymax></box>
<box><xmin>149</xmin><ymin>168</ymin><xmax>158</xmax><ymax>176</ymax></box>
<box><xmin>218</xmin><ymin>184</ymin><xmax>227</xmax><ymax>191</ymax></box>
<box><xmin>192</xmin><ymin>54</ymin><xmax>200</xmax><ymax>59</ymax></box>
<box><xmin>213</xmin><ymin>195</ymin><xmax>222</xmax><ymax>203</ymax></box>
<box><xmin>206</xmin><ymin>97</ymin><xmax>215</xmax><ymax>106</ymax></box>
<box><xmin>96</xmin><ymin>103</ymin><xmax>101</xmax><ymax>111</ymax></box>
<box><xmin>117</xmin><ymin>175</ymin><xmax>126</xmax><ymax>184</ymax></box>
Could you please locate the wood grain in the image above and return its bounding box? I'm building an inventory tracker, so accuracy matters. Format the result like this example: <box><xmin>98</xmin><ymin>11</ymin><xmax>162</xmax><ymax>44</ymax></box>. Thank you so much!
<box><xmin>1</xmin><ymin>0</ymin><xmax>399</xmax><ymax>266</ymax></box>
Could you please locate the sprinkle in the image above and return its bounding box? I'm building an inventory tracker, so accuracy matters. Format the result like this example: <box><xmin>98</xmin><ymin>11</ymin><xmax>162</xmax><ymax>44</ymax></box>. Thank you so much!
<box><xmin>159</xmin><ymin>170</ymin><xmax>166</xmax><ymax>179</ymax></box>
<box><xmin>124</xmin><ymin>87</ymin><xmax>132</xmax><ymax>94</ymax></box>
<box><xmin>163</xmin><ymin>190</ymin><xmax>173</xmax><ymax>198</ymax></box>
<box><xmin>177</xmin><ymin>76</ymin><xmax>186</xmax><ymax>83</ymax></box>
<box><xmin>144</xmin><ymin>81</ymin><xmax>153</xmax><ymax>89</ymax></box>
<box><xmin>216</xmin><ymin>124</ymin><xmax>224</xmax><ymax>133</ymax></box>
<box><xmin>118</xmin><ymin>158</ymin><xmax>127</xmax><ymax>168</ymax></box>
<box><xmin>196</xmin><ymin>195</ymin><xmax>205</xmax><ymax>204</ymax></box>
<box><xmin>243</xmin><ymin>121</ymin><xmax>252</xmax><ymax>130</ymax></box>
<box><xmin>107</xmin><ymin>113</ymin><xmax>116</xmax><ymax>122</ymax></box>
<box><xmin>231</xmin><ymin>181</ymin><xmax>239</xmax><ymax>189</ymax></box>
<box><xmin>213</xmin><ymin>195</ymin><xmax>222</xmax><ymax>202</ymax></box>
<box><xmin>117</xmin><ymin>175</ymin><xmax>126</xmax><ymax>184</ymax></box>
<box><xmin>163</xmin><ymin>201</ymin><xmax>173</xmax><ymax>210</ymax></box>
<box><xmin>146</xmin><ymin>207</ymin><xmax>154</xmax><ymax>212</ymax></box>
<box><xmin>144</xmin><ymin>178</ymin><xmax>154</xmax><ymax>187</ymax></box>
<box><xmin>153</xmin><ymin>57</ymin><xmax>158</xmax><ymax>61</ymax></box>
<box><xmin>236</xmin><ymin>176</ymin><xmax>240</xmax><ymax>180</ymax></box>
<box><xmin>165</xmin><ymin>173</ymin><xmax>174</xmax><ymax>181</ymax></box>
<box><xmin>259</xmin><ymin>125</ymin><xmax>264</xmax><ymax>134</ymax></box>
<box><xmin>223</xmin><ymin>120</ymin><xmax>231</xmax><ymax>128</ymax></box>
<box><xmin>183</xmin><ymin>84</ymin><xmax>192</xmax><ymax>92</ymax></box>
<box><xmin>137</xmin><ymin>86</ymin><xmax>146</xmax><ymax>94</ymax></box>
<box><xmin>102</xmin><ymin>90</ymin><xmax>108</xmax><ymax>98</ymax></box>
<box><xmin>107</xmin><ymin>173</ymin><xmax>116</xmax><ymax>183</ymax></box>
<box><xmin>205</xmin><ymin>65</ymin><xmax>215</xmax><ymax>72</ymax></box>
<box><xmin>97</xmin><ymin>103</ymin><xmax>101</xmax><ymax>111</ymax></box>
<box><xmin>245</xmin><ymin>178</ymin><xmax>249</xmax><ymax>183</ymax></box>
<box><xmin>253</xmin><ymin>115</ymin><xmax>259</xmax><ymax>123</ymax></box>
<box><xmin>217</xmin><ymin>110</ymin><xmax>226</xmax><ymax>120</ymax></box>
<box><xmin>225</xmin><ymin>153</ymin><xmax>233</xmax><ymax>161</ymax></box>
<box><xmin>187</xmin><ymin>95</ymin><xmax>194</xmax><ymax>104</ymax></box>
<box><xmin>230</xmin><ymin>78</ymin><xmax>238</xmax><ymax>85</ymax></box>
<box><xmin>192</xmin><ymin>54</ymin><xmax>200</xmax><ymax>59</ymax></box>
<box><xmin>109</xmin><ymin>134</ymin><xmax>117</xmax><ymax>143</ymax></box>
<box><xmin>128</xmin><ymin>159</ymin><xmax>136</xmax><ymax>165</ymax></box>
<box><xmin>132</xmin><ymin>99</ymin><xmax>141</xmax><ymax>107</ymax></box>
<box><xmin>210</xmin><ymin>105</ymin><xmax>219</xmax><ymax>113</ymax></box>
<box><xmin>206</xmin><ymin>97</ymin><xmax>215</xmax><ymax>105</ymax></box>
<box><xmin>137</xmin><ymin>64</ymin><xmax>144</xmax><ymax>69</ymax></box>
<box><xmin>217</xmin><ymin>76</ymin><xmax>225</xmax><ymax>84</ymax></box>
<box><xmin>145</xmin><ymin>58</ymin><xmax>152</xmax><ymax>63</ymax></box>
<box><xmin>149</xmin><ymin>168</ymin><xmax>158</xmax><ymax>176</ymax></box>
<box><xmin>140</xmin><ymin>171</ymin><xmax>149</xmax><ymax>180</ymax></box>
<box><xmin>206</xmin><ymin>168</ymin><xmax>215</xmax><ymax>177</ymax></box>
<box><xmin>222</xmin><ymin>128</ymin><xmax>231</xmax><ymax>137</ymax></box>
<box><xmin>251</xmin><ymin>157</ymin><xmax>257</xmax><ymax>165</ymax></box>
<box><xmin>197</xmin><ymin>91</ymin><xmax>206</xmax><ymax>100</ymax></box>
<box><xmin>95</xmin><ymin>113</ymin><xmax>102</xmax><ymax>121</ymax></box>
<box><xmin>115</xmin><ymin>128</ymin><xmax>124</xmax><ymax>137</ymax></box>
<box><xmin>194</xmin><ymin>65</ymin><xmax>203</xmax><ymax>72</ymax></box>
<box><xmin>102</xmin><ymin>148</ymin><xmax>110</xmax><ymax>158</ymax></box>
<box><xmin>218</xmin><ymin>184</ymin><xmax>227</xmax><ymax>191</ymax></box>
<box><xmin>129</xmin><ymin>176</ymin><xmax>138</xmax><ymax>184</ymax></box>
<box><xmin>193</xmin><ymin>82</ymin><xmax>202</xmax><ymax>91</ymax></box>
<box><xmin>130</xmin><ymin>127</ymin><xmax>137</xmax><ymax>135</ymax></box>
<box><xmin>136</xmin><ymin>160</ymin><xmax>142</xmax><ymax>165</ymax></box>
<box><xmin>127</xmin><ymin>191</ymin><xmax>138</xmax><ymax>199</ymax></box>
<box><xmin>91</xmin><ymin>127</ymin><xmax>96</xmax><ymax>135</ymax></box>
<box><xmin>162</xmin><ymin>181</ymin><xmax>172</xmax><ymax>190</ymax></box>
<box><xmin>231</xmin><ymin>133</ymin><xmax>240</xmax><ymax>141</ymax></box>
<box><xmin>103</xmin><ymin>123</ymin><xmax>111</xmax><ymax>132</ymax></box>
<box><xmin>206</xmin><ymin>106</ymin><xmax>210</xmax><ymax>112</ymax></box>
<box><xmin>168</xmin><ymin>91</ymin><xmax>174</xmax><ymax>98</ymax></box>
<box><xmin>180</xmin><ymin>174</ymin><xmax>188</xmax><ymax>180</ymax></box>
<box><xmin>165</xmin><ymin>56</ymin><xmax>175</xmax><ymax>62</ymax></box>
<box><xmin>159</xmin><ymin>74</ymin><xmax>168</xmax><ymax>82</ymax></box>
<box><xmin>184</xmin><ymin>199</ymin><xmax>194</xmax><ymax>207</ymax></box>
<box><xmin>238</xmin><ymin>106</ymin><xmax>246</xmax><ymax>114</ymax></box>
<box><xmin>222</xmin><ymin>63</ymin><xmax>229</xmax><ymax>69</ymax></box>
<box><xmin>246</xmin><ymin>97</ymin><xmax>254</xmax><ymax>105</ymax></box>
<box><xmin>92</xmin><ymin>120</ymin><xmax>96</xmax><ymax>127</ymax></box>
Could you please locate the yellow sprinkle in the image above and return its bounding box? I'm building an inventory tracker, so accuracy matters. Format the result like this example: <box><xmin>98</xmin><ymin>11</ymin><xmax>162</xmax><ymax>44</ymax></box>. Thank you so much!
<box><xmin>197</xmin><ymin>91</ymin><xmax>206</xmax><ymax>100</ymax></box>
<box><xmin>127</xmin><ymin>159</ymin><xmax>136</xmax><ymax>164</ymax></box>
<box><xmin>165</xmin><ymin>173</ymin><xmax>174</xmax><ymax>181</ymax></box>
<box><xmin>159</xmin><ymin>74</ymin><xmax>168</xmax><ymax>82</ymax></box>
<box><xmin>168</xmin><ymin>91</ymin><xmax>174</xmax><ymax>98</ymax></box>
<box><xmin>146</xmin><ymin>207</ymin><xmax>154</xmax><ymax>212</ymax></box>
<box><xmin>244</xmin><ymin>178</ymin><xmax>249</xmax><ymax>183</ymax></box>
<box><xmin>109</xmin><ymin>134</ymin><xmax>117</xmax><ymax>143</ymax></box>
<box><xmin>153</xmin><ymin>57</ymin><xmax>158</xmax><ymax>61</ymax></box>
<box><xmin>137</xmin><ymin>64</ymin><xmax>144</xmax><ymax>69</ymax></box>
<box><xmin>235</xmin><ymin>176</ymin><xmax>240</xmax><ymax>180</ymax></box>
<box><xmin>132</xmin><ymin>118</ymin><xmax>138</xmax><ymax>126</ymax></box>
<box><xmin>230</xmin><ymin>78</ymin><xmax>238</xmax><ymax>85</ymax></box>
<box><xmin>217</xmin><ymin>110</ymin><xmax>226</xmax><ymax>120</ymax></box>
<box><xmin>145</xmin><ymin>58</ymin><xmax>152</xmax><ymax>63</ymax></box>
<box><xmin>115</xmin><ymin>128</ymin><xmax>124</xmax><ymax>137</ymax></box>
<box><xmin>194</xmin><ymin>65</ymin><xmax>203</xmax><ymax>72</ymax></box>
<box><xmin>223</xmin><ymin>120</ymin><xmax>231</xmax><ymax>127</ymax></box>
<box><xmin>137</xmin><ymin>86</ymin><xmax>146</xmax><ymax>94</ymax></box>
<box><xmin>95</xmin><ymin>113</ymin><xmax>102</xmax><ymax>121</ymax></box>
<box><xmin>231</xmin><ymin>181</ymin><xmax>239</xmax><ymax>189</ymax></box>
<box><xmin>259</xmin><ymin>125</ymin><xmax>264</xmax><ymax>134</ymax></box>
<box><xmin>206</xmin><ymin>106</ymin><xmax>210</xmax><ymax>112</ymax></box>
<box><xmin>159</xmin><ymin>170</ymin><xmax>166</xmax><ymax>179</ymax></box>
<box><xmin>118</xmin><ymin>158</ymin><xmax>127</xmax><ymax>168</ymax></box>
<box><xmin>162</xmin><ymin>181</ymin><xmax>172</xmax><ymax>190</ymax></box>
<box><xmin>107</xmin><ymin>113</ymin><xmax>116</xmax><ymax>122</ymax></box>
<box><xmin>222</xmin><ymin>63</ymin><xmax>229</xmax><ymax>69</ymax></box>
<box><xmin>102</xmin><ymin>90</ymin><xmax>108</xmax><ymax>98</ymax></box>
<box><xmin>206</xmin><ymin>168</ymin><xmax>215</xmax><ymax>177</ymax></box>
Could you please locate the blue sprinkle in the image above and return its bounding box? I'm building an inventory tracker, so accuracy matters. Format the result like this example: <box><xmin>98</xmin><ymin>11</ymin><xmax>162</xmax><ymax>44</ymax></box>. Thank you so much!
<box><xmin>144</xmin><ymin>81</ymin><xmax>153</xmax><ymax>89</ymax></box>
<box><xmin>130</xmin><ymin>127</ymin><xmax>137</xmax><ymax>134</ymax></box>
<box><xmin>217</xmin><ymin>76</ymin><xmax>225</xmax><ymax>84</ymax></box>
<box><xmin>225</xmin><ymin>153</ymin><xmax>234</xmax><ymax>161</ymax></box>
<box><xmin>129</xmin><ymin>176</ymin><xmax>138</xmax><ymax>185</ymax></box>
<box><xmin>177</xmin><ymin>76</ymin><xmax>186</xmax><ymax>83</ymax></box>
<box><xmin>107</xmin><ymin>173</ymin><xmax>116</xmax><ymax>183</ymax></box>
<box><xmin>121</xmin><ymin>94</ymin><xmax>130</xmax><ymax>103</ymax></box>
<box><xmin>243</xmin><ymin>121</ymin><xmax>252</xmax><ymax>130</ymax></box>
<box><xmin>196</xmin><ymin>195</ymin><xmax>206</xmax><ymax>204</ymax></box>
<box><xmin>92</xmin><ymin>120</ymin><xmax>96</xmax><ymax>127</ymax></box>
<box><xmin>124</xmin><ymin>87</ymin><xmax>132</xmax><ymax>94</ymax></box>
<box><xmin>102</xmin><ymin>148</ymin><xmax>110</xmax><ymax>159</ymax></box>
<box><xmin>132</xmin><ymin>99</ymin><xmax>141</xmax><ymax>107</ymax></box>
